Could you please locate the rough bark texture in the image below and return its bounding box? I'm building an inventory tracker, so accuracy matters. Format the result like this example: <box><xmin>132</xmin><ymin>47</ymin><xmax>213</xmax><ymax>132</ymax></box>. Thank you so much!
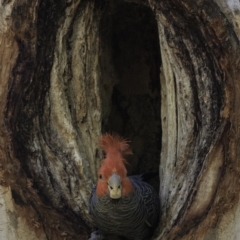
<box><xmin>0</xmin><ymin>0</ymin><xmax>240</xmax><ymax>239</ymax></box>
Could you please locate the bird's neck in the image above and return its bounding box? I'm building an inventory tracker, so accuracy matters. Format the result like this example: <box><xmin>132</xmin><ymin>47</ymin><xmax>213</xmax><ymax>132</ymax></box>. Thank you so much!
<box><xmin>122</xmin><ymin>177</ymin><xmax>134</xmax><ymax>196</ymax></box>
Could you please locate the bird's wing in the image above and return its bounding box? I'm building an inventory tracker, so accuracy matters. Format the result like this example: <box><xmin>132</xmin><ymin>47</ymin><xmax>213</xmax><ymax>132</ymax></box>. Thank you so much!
<box><xmin>129</xmin><ymin>176</ymin><xmax>160</xmax><ymax>227</ymax></box>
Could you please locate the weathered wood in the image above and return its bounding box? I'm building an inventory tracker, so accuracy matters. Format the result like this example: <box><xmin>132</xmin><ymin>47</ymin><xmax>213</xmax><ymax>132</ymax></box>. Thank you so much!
<box><xmin>3</xmin><ymin>0</ymin><xmax>102</xmax><ymax>239</ymax></box>
<box><xmin>149</xmin><ymin>0</ymin><xmax>240</xmax><ymax>239</ymax></box>
<box><xmin>0</xmin><ymin>0</ymin><xmax>240</xmax><ymax>239</ymax></box>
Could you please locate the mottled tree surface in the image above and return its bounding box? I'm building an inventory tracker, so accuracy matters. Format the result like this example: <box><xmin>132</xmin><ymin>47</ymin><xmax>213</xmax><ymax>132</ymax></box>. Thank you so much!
<box><xmin>0</xmin><ymin>0</ymin><xmax>240</xmax><ymax>239</ymax></box>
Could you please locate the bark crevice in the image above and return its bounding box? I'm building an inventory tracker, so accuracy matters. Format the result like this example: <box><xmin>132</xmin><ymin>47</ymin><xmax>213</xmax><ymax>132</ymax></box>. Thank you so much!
<box><xmin>1</xmin><ymin>0</ymin><xmax>240</xmax><ymax>239</ymax></box>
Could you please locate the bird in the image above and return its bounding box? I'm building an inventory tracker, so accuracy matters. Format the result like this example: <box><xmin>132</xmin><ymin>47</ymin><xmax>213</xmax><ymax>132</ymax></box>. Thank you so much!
<box><xmin>89</xmin><ymin>133</ymin><xmax>160</xmax><ymax>240</ymax></box>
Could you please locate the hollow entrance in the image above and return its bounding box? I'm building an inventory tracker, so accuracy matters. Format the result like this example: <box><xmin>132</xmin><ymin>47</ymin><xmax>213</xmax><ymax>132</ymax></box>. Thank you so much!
<box><xmin>100</xmin><ymin>2</ymin><xmax>161</xmax><ymax>184</ymax></box>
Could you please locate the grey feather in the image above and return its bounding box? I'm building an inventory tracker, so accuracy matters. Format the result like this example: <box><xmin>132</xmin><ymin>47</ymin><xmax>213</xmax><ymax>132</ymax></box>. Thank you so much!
<box><xmin>89</xmin><ymin>176</ymin><xmax>160</xmax><ymax>240</ymax></box>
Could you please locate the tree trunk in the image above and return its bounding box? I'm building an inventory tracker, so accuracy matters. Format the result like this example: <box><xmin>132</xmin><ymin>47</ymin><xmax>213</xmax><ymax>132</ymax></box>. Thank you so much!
<box><xmin>0</xmin><ymin>0</ymin><xmax>239</xmax><ymax>239</ymax></box>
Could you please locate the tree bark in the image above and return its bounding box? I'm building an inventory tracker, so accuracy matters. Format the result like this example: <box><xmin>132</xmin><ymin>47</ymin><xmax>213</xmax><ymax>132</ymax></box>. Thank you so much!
<box><xmin>0</xmin><ymin>0</ymin><xmax>240</xmax><ymax>239</ymax></box>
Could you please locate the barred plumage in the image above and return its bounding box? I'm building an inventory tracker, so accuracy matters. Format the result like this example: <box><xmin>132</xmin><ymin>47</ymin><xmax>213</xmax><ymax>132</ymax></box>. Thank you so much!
<box><xmin>89</xmin><ymin>134</ymin><xmax>160</xmax><ymax>240</ymax></box>
<box><xmin>89</xmin><ymin>175</ymin><xmax>160</xmax><ymax>240</ymax></box>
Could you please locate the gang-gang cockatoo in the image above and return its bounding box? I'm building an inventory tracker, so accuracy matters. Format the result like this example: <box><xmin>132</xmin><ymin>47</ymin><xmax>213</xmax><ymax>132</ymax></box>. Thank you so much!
<box><xmin>89</xmin><ymin>133</ymin><xmax>160</xmax><ymax>240</ymax></box>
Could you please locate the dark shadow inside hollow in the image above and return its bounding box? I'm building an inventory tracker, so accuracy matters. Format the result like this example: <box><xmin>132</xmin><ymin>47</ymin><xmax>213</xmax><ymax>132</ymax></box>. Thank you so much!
<box><xmin>99</xmin><ymin>2</ymin><xmax>161</xmax><ymax>188</ymax></box>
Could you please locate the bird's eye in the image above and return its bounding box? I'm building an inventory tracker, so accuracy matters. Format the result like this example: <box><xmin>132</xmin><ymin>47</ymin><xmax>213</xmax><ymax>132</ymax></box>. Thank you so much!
<box><xmin>118</xmin><ymin>185</ymin><xmax>121</xmax><ymax>189</ymax></box>
<box><xmin>110</xmin><ymin>186</ymin><xmax>113</xmax><ymax>190</ymax></box>
<box><xmin>99</xmin><ymin>174</ymin><xmax>102</xmax><ymax>179</ymax></box>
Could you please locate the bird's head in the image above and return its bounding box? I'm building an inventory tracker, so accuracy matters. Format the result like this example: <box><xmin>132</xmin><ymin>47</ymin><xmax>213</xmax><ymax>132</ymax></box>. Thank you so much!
<box><xmin>96</xmin><ymin>133</ymin><xmax>133</xmax><ymax>199</ymax></box>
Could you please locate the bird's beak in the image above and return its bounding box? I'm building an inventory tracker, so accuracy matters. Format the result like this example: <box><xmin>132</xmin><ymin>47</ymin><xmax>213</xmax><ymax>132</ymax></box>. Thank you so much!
<box><xmin>108</xmin><ymin>173</ymin><xmax>122</xmax><ymax>199</ymax></box>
